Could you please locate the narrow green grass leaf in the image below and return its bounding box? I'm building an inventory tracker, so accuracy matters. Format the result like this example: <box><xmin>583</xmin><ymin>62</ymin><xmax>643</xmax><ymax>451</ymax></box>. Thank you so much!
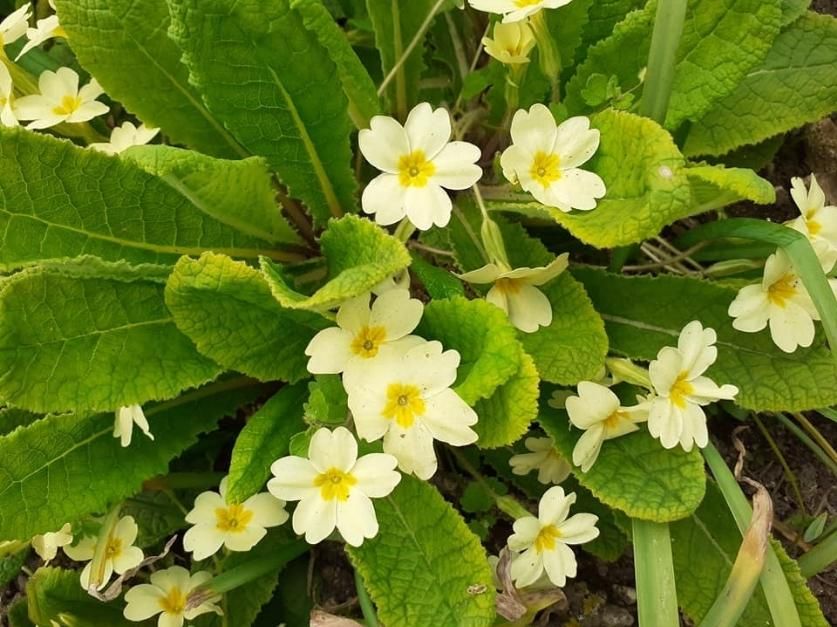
<box><xmin>633</xmin><ymin>520</ymin><xmax>679</xmax><ymax>627</ymax></box>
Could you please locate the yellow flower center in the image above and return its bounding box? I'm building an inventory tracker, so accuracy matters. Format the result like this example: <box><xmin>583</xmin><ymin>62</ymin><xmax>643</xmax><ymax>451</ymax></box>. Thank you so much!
<box><xmin>495</xmin><ymin>277</ymin><xmax>522</xmax><ymax>294</ymax></box>
<box><xmin>529</xmin><ymin>151</ymin><xmax>562</xmax><ymax>187</ymax></box>
<box><xmin>534</xmin><ymin>524</ymin><xmax>561</xmax><ymax>553</ymax></box>
<box><xmin>52</xmin><ymin>94</ymin><xmax>82</xmax><ymax>116</ymax></box>
<box><xmin>104</xmin><ymin>536</ymin><xmax>122</xmax><ymax>559</ymax></box>
<box><xmin>767</xmin><ymin>273</ymin><xmax>798</xmax><ymax>308</ymax></box>
<box><xmin>215</xmin><ymin>503</ymin><xmax>254</xmax><ymax>533</ymax></box>
<box><xmin>398</xmin><ymin>150</ymin><xmax>436</xmax><ymax>188</ymax></box>
<box><xmin>158</xmin><ymin>586</ymin><xmax>186</xmax><ymax>615</ymax></box>
<box><xmin>515</xmin><ymin>0</ymin><xmax>542</xmax><ymax>6</ymax></box>
<box><xmin>383</xmin><ymin>383</ymin><xmax>426</xmax><ymax>428</ymax></box>
<box><xmin>314</xmin><ymin>468</ymin><xmax>357</xmax><ymax>502</ymax></box>
<box><xmin>350</xmin><ymin>325</ymin><xmax>387</xmax><ymax>358</ymax></box>
<box><xmin>807</xmin><ymin>219</ymin><xmax>822</xmax><ymax>237</ymax></box>
<box><xmin>603</xmin><ymin>410</ymin><xmax>628</xmax><ymax>432</ymax></box>
<box><xmin>669</xmin><ymin>373</ymin><xmax>695</xmax><ymax>409</ymax></box>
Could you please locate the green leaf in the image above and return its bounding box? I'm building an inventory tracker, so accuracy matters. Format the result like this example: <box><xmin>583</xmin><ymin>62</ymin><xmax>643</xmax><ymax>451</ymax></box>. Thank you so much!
<box><xmin>781</xmin><ymin>0</ymin><xmax>810</xmax><ymax>24</ymax></box>
<box><xmin>7</xmin><ymin>597</ymin><xmax>34</xmax><ymax>627</ymax></box>
<box><xmin>304</xmin><ymin>375</ymin><xmax>349</xmax><ymax>426</ymax></box>
<box><xmin>122</xmin><ymin>490</ymin><xmax>189</xmax><ymax>548</ymax></box>
<box><xmin>366</xmin><ymin>0</ymin><xmax>435</xmax><ymax>109</ymax></box>
<box><xmin>123</xmin><ymin>145</ymin><xmax>301</xmax><ymax>245</ymax></box>
<box><xmin>165</xmin><ymin>253</ymin><xmax>327</xmax><ymax>383</ymax></box>
<box><xmin>577</xmin><ymin>0</ymin><xmax>646</xmax><ymax>66</ymax></box>
<box><xmin>686</xmin><ymin>163</ymin><xmax>776</xmax><ymax>210</ymax></box>
<box><xmin>664</xmin><ymin>0</ymin><xmax>783</xmax><ymax>129</ymax></box>
<box><xmin>417</xmin><ymin>296</ymin><xmax>521</xmax><ymax>405</ymax></box>
<box><xmin>473</xmin><ymin>351</ymin><xmax>539</xmax><ymax>448</ymax></box>
<box><xmin>26</xmin><ymin>567</ymin><xmax>133</xmax><ymax>627</ymax></box>
<box><xmin>0</xmin><ymin>378</ymin><xmax>261</xmax><ymax>541</ymax></box>
<box><xmin>346</xmin><ymin>476</ymin><xmax>495</xmax><ymax>627</ymax></box>
<box><xmin>671</xmin><ymin>482</ymin><xmax>827</xmax><ymax>626</ymax></box>
<box><xmin>260</xmin><ymin>215</ymin><xmax>411</xmax><ymax>311</ymax></box>
<box><xmin>684</xmin><ymin>13</ymin><xmax>837</xmax><ymax>157</ymax></box>
<box><xmin>540</xmin><ymin>403</ymin><xmax>706</xmax><ymax>522</ymax></box>
<box><xmin>53</xmin><ymin>0</ymin><xmax>244</xmax><ymax>158</ymax></box>
<box><xmin>0</xmin><ymin>408</ymin><xmax>39</xmax><ymax>437</ymax></box>
<box><xmin>168</xmin><ymin>0</ymin><xmax>358</xmax><ymax>224</ymax></box>
<box><xmin>226</xmin><ymin>384</ymin><xmax>308</xmax><ymax>504</ymax></box>
<box><xmin>546</xmin><ymin>0</ymin><xmax>593</xmax><ymax>73</ymax></box>
<box><xmin>489</xmin><ymin>109</ymin><xmax>692</xmax><ymax>248</ymax></box>
<box><xmin>0</xmin><ymin>128</ymin><xmax>285</xmax><ymax>272</ymax></box>
<box><xmin>290</xmin><ymin>0</ymin><xmax>381</xmax><ymax>128</ymax></box>
<box><xmin>573</xmin><ymin>266</ymin><xmax>837</xmax><ymax>411</ymax></box>
<box><xmin>0</xmin><ymin>260</ymin><xmax>222</xmax><ymax>413</ymax></box>
<box><xmin>0</xmin><ymin>547</ymin><xmax>28</xmax><ymax>588</ymax></box>
<box><xmin>409</xmin><ymin>253</ymin><xmax>465</xmax><ymax>300</ymax></box>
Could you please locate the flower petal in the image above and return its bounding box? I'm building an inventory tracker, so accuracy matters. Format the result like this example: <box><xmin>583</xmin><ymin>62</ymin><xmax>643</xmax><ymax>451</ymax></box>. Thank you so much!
<box><xmin>553</xmin><ymin>116</ymin><xmax>600</xmax><ymax>168</ymax></box>
<box><xmin>268</xmin><ymin>456</ymin><xmax>318</xmax><ymax>501</ymax></box>
<box><xmin>183</xmin><ymin>524</ymin><xmax>225</xmax><ymax>561</ymax></box>
<box><xmin>361</xmin><ymin>173</ymin><xmax>407</xmax><ymax>225</ymax></box>
<box><xmin>403</xmin><ymin>184</ymin><xmax>452</xmax><ymax>230</ymax></box>
<box><xmin>336</xmin><ymin>491</ymin><xmax>378</xmax><ymax>547</ymax></box>
<box><xmin>538</xmin><ymin>486</ymin><xmax>575</xmax><ymax>525</ymax></box>
<box><xmin>359</xmin><ymin>115</ymin><xmax>409</xmax><ymax>172</ymax></box>
<box><xmin>293</xmin><ymin>495</ymin><xmax>337</xmax><ymax>544</ymax></box>
<box><xmin>510</xmin><ymin>103</ymin><xmax>557</xmax><ymax>156</ymax></box>
<box><xmin>404</xmin><ymin>102</ymin><xmax>451</xmax><ymax>158</ymax></box>
<box><xmin>430</xmin><ymin>141</ymin><xmax>482</xmax><ymax>190</ymax></box>
<box><xmin>422</xmin><ymin>389</ymin><xmax>479</xmax><ymax>446</ymax></box>
<box><xmin>383</xmin><ymin>422</ymin><xmax>437</xmax><ymax>479</ymax></box>
<box><xmin>369</xmin><ymin>288</ymin><xmax>423</xmax><ymax>341</ymax></box>
<box><xmin>506</xmin><ymin>283</ymin><xmax>552</xmax><ymax>332</ymax></box>
<box><xmin>352</xmin><ymin>453</ymin><xmax>401</xmax><ymax>497</ymax></box>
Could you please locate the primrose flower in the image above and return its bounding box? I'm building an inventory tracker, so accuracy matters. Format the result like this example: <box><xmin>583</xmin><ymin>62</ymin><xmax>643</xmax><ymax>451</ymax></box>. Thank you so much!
<box><xmin>0</xmin><ymin>5</ymin><xmax>31</xmax><ymax>47</ymax></box>
<box><xmin>483</xmin><ymin>21</ymin><xmax>536</xmax><ymax>65</ymax></box>
<box><xmin>346</xmin><ymin>341</ymin><xmax>479</xmax><ymax>479</ymax></box>
<box><xmin>509</xmin><ymin>436</ymin><xmax>571</xmax><ymax>485</ymax></box>
<box><xmin>305</xmin><ymin>289</ymin><xmax>425</xmax><ymax>381</ymax></box>
<box><xmin>268</xmin><ymin>427</ymin><xmax>401</xmax><ymax>547</ymax></box>
<box><xmin>14</xmin><ymin>67</ymin><xmax>109</xmax><ymax>129</ymax></box>
<box><xmin>183</xmin><ymin>478</ymin><xmax>288</xmax><ymax>561</ymax></box>
<box><xmin>114</xmin><ymin>404</ymin><xmax>153</xmax><ymax>448</ymax></box>
<box><xmin>728</xmin><ymin>249</ymin><xmax>830</xmax><ymax>353</ymax></box>
<box><xmin>0</xmin><ymin>62</ymin><xmax>17</xmax><ymax>128</ymax></box>
<box><xmin>787</xmin><ymin>175</ymin><xmax>837</xmax><ymax>271</ymax></box>
<box><xmin>359</xmin><ymin>102</ymin><xmax>482</xmax><ymax>230</ymax></box>
<box><xmin>64</xmin><ymin>516</ymin><xmax>144</xmax><ymax>590</ymax></box>
<box><xmin>458</xmin><ymin>253</ymin><xmax>568</xmax><ymax>333</ymax></box>
<box><xmin>648</xmin><ymin>321</ymin><xmax>738</xmax><ymax>451</ymax></box>
<box><xmin>468</xmin><ymin>0</ymin><xmax>573</xmax><ymax>23</ymax></box>
<box><xmin>508</xmin><ymin>486</ymin><xmax>599</xmax><ymax>588</ymax></box>
<box><xmin>372</xmin><ymin>269</ymin><xmax>410</xmax><ymax>295</ymax></box>
<box><xmin>500</xmin><ymin>104</ymin><xmax>605</xmax><ymax>212</ymax></box>
<box><xmin>123</xmin><ymin>566</ymin><xmax>222</xmax><ymax>627</ymax></box>
<box><xmin>31</xmin><ymin>523</ymin><xmax>73</xmax><ymax>564</ymax></box>
<box><xmin>16</xmin><ymin>15</ymin><xmax>66</xmax><ymax>60</ymax></box>
<box><xmin>565</xmin><ymin>382</ymin><xmax>648</xmax><ymax>472</ymax></box>
<box><xmin>89</xmin><ymin>122</ymin><xmax>160</xmax><ymax>155</ymax></box>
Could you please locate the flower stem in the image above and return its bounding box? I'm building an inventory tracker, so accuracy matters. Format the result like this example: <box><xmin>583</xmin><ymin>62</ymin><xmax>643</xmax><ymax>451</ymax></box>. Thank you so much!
<box><xmin>393</xmin><ymin>217</ymin><xmax>417</xmax><ymax>243</ymax></box>
<box><xmin>450</xmin><ymin>447</ymin><xmax>530</xmax><ymax>520</ymax></box>
<box><xmin>529</xmin><ymin>11</ymin><xmax>561</xmax><ymax>102</ymax></box>
<box><xmin>355</xmin><ymin>570</ymin><xmax>380</xmax><ymax>627</ymax></box>
<box><xmin>632</xmin><ymin>519</ymin><xmax>679</xmax><ymax>627</ymax></box>
<box><xmin>639</xmin><ymin>0</ymin><xmax>688</xmax><ymax>123</ymax></box>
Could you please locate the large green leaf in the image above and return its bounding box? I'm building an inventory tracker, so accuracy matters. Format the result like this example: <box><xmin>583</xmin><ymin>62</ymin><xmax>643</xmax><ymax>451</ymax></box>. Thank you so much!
<box><xmin>417</xmin><ymin>296</ymin><xmax>521</xmax><ymax>405</ymax></box>
<box><xmin>0</xmin><ymin>408</ymin><xmax>39</xmax><ymax>437</ymax></box>
<box><xmin>0</xmin><ymin>380</ymin><xmax>262</xmax><ymax>541</ymax></box>
<box><xmin>260</xmin><ymin>215</ymin><xmax>411</xmax><ymax>311</ymax></box>
<box><xmin>226</xmin><ymin>384</ymin><xmax>308</xmax><ymax>504</ymax></box>
<box><xmin>488</xmin><ymin>109</ymin><xmax>692</xmax><ymax>248</ymax></box>
<box><xmin>576</xmin><ymin>0</ymin><xmax>646</xmax><ymax>66</ymax></box>
<box><xmin>573</xmin><ymin>267</ymin><xmax>837</xmax><ymax>411</ymax></box>
<box><xmin>0</xmin><ymin>260</ymin><xmax>221</xmax><ymax>413</ymax></box>
<box><xmin>54</xmin><ymin>0</ymin><xmax>244</xmax><ymax>158</ymax></box>
<box><xmin>167</xmin><ymin>0</ymin><xmax>357</xmax><ymax>224</ymax></box>
<box><xmin>0</xmin><ymin>128</ymin><xmax>283</xmax><ymax>272</ymax></box>
<box><xmin>291</xmin><ymin>0</ymin><xmax>381</xmax><ymax>128</ymax></box>
<box><xmin>671</xmin><ymin>482</ymin><xmax>827</xmax><ymax>626</ymax></box>
<box><xmin>540</xmin><ymin>403</ymin><xmax>706</xmax><ymax>522</ymax></box>
<box><xmin>684</xmin><ymin>12</ymin><xmax>837</xmax><ymax>157</ymax></box>
<box><xmin>26</xmin><ymin>567</ymin><xmax>133</xmax><ymax>627</ymax></box>
<box><xmin>686</xmin><ymin>163</ymin><xmax>776</xmax><ymax>211</ymax></box>
<box><xmin>123</xmin><ymin>145</ymin><xmax>301</xmax><ymax>245</ymax></box>
<box><xmin>346</xmin><ymin>476</ymin><xmax>495</xmax><ymax>627</ymax></box>
<box><xmin>366</xmin><ymin>0</ymin><xmax>435</xmax><ymax>110</ymax></box>
<box><xmin>165</xmin><ymin>253</ymin><xmax>327</xmax><ymax>383</ymax></box>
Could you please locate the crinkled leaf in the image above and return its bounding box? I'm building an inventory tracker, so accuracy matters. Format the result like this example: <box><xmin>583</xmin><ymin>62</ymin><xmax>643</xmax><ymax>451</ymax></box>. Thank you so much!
<box><xmin>671</xmin><ymin>481</ymin><xmax>828</xmax><ymax>626</ymax></box>
<box><xmin>417</xmin><ymin>296</ymin><xmax>521</xmax><ymax>405</ymax></box>
<box><xmin>346</xmin><ymin>476</ymin><xmax>495</xmax><ymax>627</ymax></box>
<box><xmin>781</xmin><ymin>0</ymin><xmax>810</xmax><ymax>24</ymax></box>
<box><xmin>409</xmin><ymin>253</ymin><xmax>465</xmax><ymax>300</ymax></box>
<box><xmin>489</xmin><ymin>109</ymin><xmax>692</xmax><ymax>248</ymax></box>
<box><xmin>0</xmin><ymin>408</ymin><xmax>39</xmax><ymax>437</ymax></box>
<box><xmin>291</xmin><ymin>0</ymin><xmax>381</xmax><ymax>128</ymax></box>
<box><xmin>304</xmin><ymin>375</ymin><xmax>349</xmax><ymax>426</ymax></box>
<box><xmin>0</xmin><ymin>260</ymin><xmax>221</xmax><ymax>413</ymax></box>
<box><xmin>686</xmin><ymin>163</ymin><xmax>776</xmax><ymax>210</ymax></box>
<box><xmin>123</xmin><ymin>145</ymin><xmax>300</xmax><ymax>245</ymax></box>
<box><xmin>0</xmin><ymin>548</ymin><xmax>28</xmax><ymax>589</ymax></box>
<box><xmin>366</xmin><ymin>0</ymin><xmax>435</xmax><ymax>109</ymax></box>
<box><xmin>473</xmin><ymin>351</ymin><xmax>539</xmax><ymax>448</ymax></box>
<box><xmin>539</xmin><ymin>403</ymin><xmax>706</xmax><ymax>522</ymax></box>
<box><xmin>168</xmin><ymin>0</ymin><xmax>357</xmax><ymax>224</ymax></box>
<box><xmin>122</xmin><ymin>491</ymin><xmax>189</xmax><ymax>548</ymax></box>
<box><xmin>165</xmin><ymin>253</ymin><xmax>327</xmax><ymax>382</ymax></box>
<box><xmin>260</xmin><ymin>215</ymin><xmax>411</xmax><ymax>311</ymax></box>
<box><xmin>546</xmin><ymin>0</ymin><xmax>592</xmax><ymax>74</ymax></box>
<box><xmin>54</xmin><ymin>0</ymin><xmax>244</xmax><ymax>157</ymax></box>
<box><xmin>0</xmin><ymin>380</ymin><xmax>261</xmax><ymax>541</ymax></box>
<box><xmin>26</xmin><ymin>567</ymin><xmax>133</xmax><ymax>627</ymax></box>
<box><xmin>573</xmin><ymin>267</ymin><xmax>837</xmax><ymax>411</ymax></box>
<box><xmin>684</xmin><ymin>13</ymin><xmax>837</xmax><ymax>157</ymax></box>
<box><xmin>226</xmin><ymin>383</ymin><xmax>308</xmax><ymax>503</ymax></box>
<box><xmin>0</xmin><ymin>128</ymin><xmax>284</xmax><ymax>272</ymax></box>
<box><xmin>576</xmin><ymin>0</ymin><xmax>645</xmax><ymax>66</ymax></box>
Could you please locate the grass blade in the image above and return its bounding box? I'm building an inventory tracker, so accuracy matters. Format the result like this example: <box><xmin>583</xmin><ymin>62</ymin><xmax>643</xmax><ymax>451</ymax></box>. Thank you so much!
<box><xmin>703</xmin><ymin>443</ymin><xmax>802</xmax><ymax>627</ymax></box>
<box><xmin>632</xmin><ymin>519</ymin><xmax>679</xmax><ymax>627</ymax></box>
<box><xmin>676</xmin><ymin>218</ymin><xmax>837</xmax><ymax>362</ymax></box>
<box><xmin>798</xmin><ymin>530</ymin><xmax>837</xmax><ymax>579</ymax></box>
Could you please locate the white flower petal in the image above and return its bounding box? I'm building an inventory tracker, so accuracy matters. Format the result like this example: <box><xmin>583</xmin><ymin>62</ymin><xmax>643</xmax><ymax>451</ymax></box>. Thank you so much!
<box><xmin>768</xmin><ymin>301</ymin><xmax>815</xmax><ymax>352</ymax></box>
<box><xmin>541</xmin><ymin>542</ymin><xmax>576</xmax><ymax>587</ymax></box>
<box><xmin>510</xmin><ymin>547</ymin><xmax>544</xmax><ymax>587</ymax></box>
<box><xmin>505</xmin><ymin>283</ymin><xmax>552</xmax><ymax>332</ymax></box>
<box><xmin>124</xmin><ymin>584</ymin><xmax>166</xmax><ymax>621</ymax></box>
<box><xmin>558</xmin><ymin>513</ymin><xmax>599</xmax><ymax>544</ymax></box>
<box><xmin>430</xmin><ymin>141</ymin><xmax>482</xmax><ymax>190</ymax></box>
<box><xmin>268</xmin><ymin>456</ymin><xmax>319</xmax><ymax>501</ymax></box>
<box><xmin>336</xmin><ymin>491</ymin><xmax>378</xmax><ymax>547</ymax></box>
<box><xmin>223</xmin><ymin>525</ymin><xmax>266</xmax><ymax>553</ymax></box>
<box><xmin>403</xmin><ymin>183</ymin><xmax>452</xmax><ymax>230</ymax></box>
<box><xmin>359</xmin><ymin>116</ymin><xmax>409</xmax><ymax>173</ymax></box>
<box><xmin>422</xmin><ymin>389</ymin><xmax>479</xmax><ymax>446</ymax></box>
<box><xmin>553</xmin><ymin>116</ymin><xmax>600</xmax><ymax>168</ymax></box>
<box><xmin>538</xmin><ymin>486</ymin><xmax>574</xmax><ymax>526</ymax></box>
<box><xmin>183</xmin><ymin>524</ymin><xmax>226</xmax><ymax>561</ymax></box>
<box><xmin>243</xmin><ymin>492</ymin><xmax>289</xmax><ymax>528</ymax></box>
<box><xmin>305</xmin><ymin>326</ymin><xmax>354</xmax><ymax>374</ymax></box>
<box><xmin>509</xmin><ymin>104</ymin><xmax>557</xmax><ymax>156</ymax></box>
<box><xmin>383</xmin><ymin>422</ymin><xmax>437</xmax><ymax>479</ymax></box>
<box><xmin>309</xmin><ymin>426</ymin><xmax>357</xmax><ymax>472</ymax></box>
<box><xmin>361</xmin><ymin>173</ymin><xmax>407</xmax><ymax>225</ymax></box>
<box><xmin>572</xmin><ymin>425</ymin><xmax>605</xmax><ymax>472</ymax></box>
<box><xmin>649</xmin><ymin>346</ymin><xmax>683</xmax><ymax>394</ymax></box>
<box><xmin>458</xmin><ymin>263</ymin><xmax>504</xmax><ymax>284</ymax></box>
<box><xmin>369</xmin><ymin>289</ymin><xmax>423</xmax><ymax>341</ymax></box>
<box><xmin>351</xmin><ymin>453</ymin><xmax>401</xmax><ymax>498</ymax></box>
<box><xmin>566</xmin><ymin>381</ymin><xmax>620</xmax><ymax>429</ymax></box>
<box><xmin>293</xmin><ymin>495</ymin><xmax>337</xmax><ymax>544</ymax></box>
<box><xmin>546</xmin><ymin>168</ymin><xmax>606</xmax><ymax>211</ymax></box>
<box><xmin>404</xmin><ymin>102</ymin><xmax>451</xmax><ymax>159</ymax></box>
